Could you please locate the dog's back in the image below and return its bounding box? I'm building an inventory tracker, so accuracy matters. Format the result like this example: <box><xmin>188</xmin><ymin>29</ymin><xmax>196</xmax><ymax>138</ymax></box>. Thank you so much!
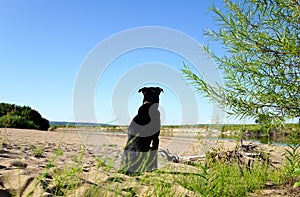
<box><xmin>125</xmin><ymin>102</ymin><xmax>160</xmax><ymax>152</ymax></box>
<box><xmin>121</xmin><ymin>87</ymin><xmax>163</xmax><ymax>173</ymax></box>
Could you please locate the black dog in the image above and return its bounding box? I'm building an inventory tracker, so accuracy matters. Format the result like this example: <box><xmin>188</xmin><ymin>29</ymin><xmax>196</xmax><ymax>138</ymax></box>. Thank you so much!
<box><xmin>120</xmin><ymin>87</ymin><xmax>163</xmax><ymax>174</ymax></box>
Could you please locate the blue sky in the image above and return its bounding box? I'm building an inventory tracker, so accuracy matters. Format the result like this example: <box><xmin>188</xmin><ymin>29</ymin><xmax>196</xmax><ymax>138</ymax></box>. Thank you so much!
<box><xmin>0</xmin><ymin>0</ymin><xmax>238</xmax><ymax>125</ymax></box>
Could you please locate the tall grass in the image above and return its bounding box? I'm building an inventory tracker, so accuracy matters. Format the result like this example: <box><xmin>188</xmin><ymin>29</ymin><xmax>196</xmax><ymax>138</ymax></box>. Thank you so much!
<box><xmin>174</xmin><ymin>161</ymin><xmax>285</xmax><ymax>197</ymax></box>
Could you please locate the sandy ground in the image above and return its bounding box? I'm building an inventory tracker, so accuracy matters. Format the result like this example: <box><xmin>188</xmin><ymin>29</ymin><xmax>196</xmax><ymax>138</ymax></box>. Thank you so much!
<box><xmin>0</xmin><ymin>128</ymin><xmax>298</xmax><ymax>196</ymax></box>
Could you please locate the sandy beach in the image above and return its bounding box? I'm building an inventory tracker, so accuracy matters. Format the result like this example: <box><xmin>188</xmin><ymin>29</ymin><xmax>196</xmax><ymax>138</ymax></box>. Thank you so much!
<box><xmin>0</xmin><ymin>128</ymin><xmax>296</xmax><ymax>196</ymax></box>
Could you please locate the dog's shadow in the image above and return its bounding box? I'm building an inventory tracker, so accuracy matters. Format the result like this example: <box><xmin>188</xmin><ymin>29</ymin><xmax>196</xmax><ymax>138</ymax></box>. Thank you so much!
<box><xmin>151</xmin><ymin>169</ymin><xmax>206</xmax><ymax>177</ymax></box>
<box><xmin>118</xmin><ymin>169</ymin><xmax>206</xmax><ymax>177</ymax></box>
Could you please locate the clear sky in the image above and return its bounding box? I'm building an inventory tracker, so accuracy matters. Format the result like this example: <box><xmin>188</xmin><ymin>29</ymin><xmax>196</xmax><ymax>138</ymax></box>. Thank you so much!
<box><xmin>0</xmin><ymin>0</ymin><xmax>241</xmax><ymax>125</ymax></box>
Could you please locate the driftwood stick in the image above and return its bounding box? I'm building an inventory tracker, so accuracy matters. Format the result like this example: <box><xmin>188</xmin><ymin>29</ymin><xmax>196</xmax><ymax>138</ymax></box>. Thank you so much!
<box><xmin>179</xmin><ymin>155</ymin><xmax>206</xmax><ymax>162</ymax></box>
<box><xmin>158</xmin><ymin>149</ymin><xmax>205</xmax><ymax>163</ymax></box>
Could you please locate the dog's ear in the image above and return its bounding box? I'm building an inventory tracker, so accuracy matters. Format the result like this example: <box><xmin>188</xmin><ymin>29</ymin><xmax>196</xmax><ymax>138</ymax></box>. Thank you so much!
<box><xmin>138</xmin><ymin>87</ymin><xmax>146</xmax><ymax>93</ymax></box>
<box><xmin>157</xmin><ymin>87</ymin><xmax>164</xmax><ymax>93</ymax></box>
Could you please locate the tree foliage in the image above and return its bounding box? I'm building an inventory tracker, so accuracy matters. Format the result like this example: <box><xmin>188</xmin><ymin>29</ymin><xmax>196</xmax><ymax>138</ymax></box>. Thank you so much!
<box><xmin>0</xmin><ymin>103</ymin><xmax>49</xmax><ymax>130</ymax></box>
<box><xmin>0</xmin><ymin>115</ymin><xmax>39</xmax><ymax>130</ymax></box>
<box><xmin>183</xmin><ymin>0</ymin><xmax>300</xmax><ymax>123</ymax></box>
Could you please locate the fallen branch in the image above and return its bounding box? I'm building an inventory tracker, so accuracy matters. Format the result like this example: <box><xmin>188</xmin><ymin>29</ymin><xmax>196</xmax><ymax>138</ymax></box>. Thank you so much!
<box><xmin>158</xmin><ymin>149</ymin><xmax>205</xmax><ymax>163</ymax></box>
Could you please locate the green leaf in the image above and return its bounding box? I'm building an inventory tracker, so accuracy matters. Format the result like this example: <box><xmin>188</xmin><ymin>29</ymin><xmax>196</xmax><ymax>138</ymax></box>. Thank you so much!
<box><xmin>293</xmin><ymin>182</ymin><xmax>300</xmax><ymax>188</ymax></box>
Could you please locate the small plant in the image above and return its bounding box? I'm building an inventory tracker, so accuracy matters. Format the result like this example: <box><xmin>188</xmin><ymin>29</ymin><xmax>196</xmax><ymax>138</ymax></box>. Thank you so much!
<box><xmin>54</xmin><ymin>148</ymin><xmax>63</xmax><ymax>156</ymax></box>
<box><xmin>37</xmin><ymin>164</ymin><xmax>84</xmax><ymax>196</ymax></box>
<box><xmin>175</xmin><ymin>162</ymin><xmax>218</xmax><ymax>196</ymax></box>
<box><xmin>45</xmin><ymin>158</ymin><xmax>55</xmax><ymax>168</ymax></box>
<box><xmin>96</xmin><ymin>157</ymin><xmax>107</xmax><ymax>168</ymax></box>
<box><xmin>31</xmin><ymin>145</ymin><xmax>45</xmax><ymax>157</ymax></box>
<box><xmin>52</xmin><ymin>165</ymin><xmax>83</xmax><ymax>195</ymax></box>
<box><xmin>283</xmin><ymin>131</ymin><xmax>300</xmax><ymax>174</ymax></box>
<box><xmin>0</xmin><ymin>128</ymin><xmax>8</xmax><ymax>152</ymax></box>
<box><xmin>293</xmin><ymin>168</ymin><xmax>300</xmax><ymax>188</ymax></box>
<box><xmin>96</xmin><ymin>156</ymin><xmax>114</xmax><ymax>172</ymax></box>
<box><xmin>35</xmin><ymin>150</ymin><xmax>85</xmax><ymax>196</ymax></box>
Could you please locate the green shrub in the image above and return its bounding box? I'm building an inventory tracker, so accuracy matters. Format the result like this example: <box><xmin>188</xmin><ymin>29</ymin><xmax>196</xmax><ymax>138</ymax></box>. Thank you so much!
<box><xmin>0</xmin><ymin>103</ymin><xmax>49</xmax><ymax>130</ymax></box>
<box><xmin>0</xmin><ymin>115</ymin><xmax>39</xmax><ymax>130</ymax></box>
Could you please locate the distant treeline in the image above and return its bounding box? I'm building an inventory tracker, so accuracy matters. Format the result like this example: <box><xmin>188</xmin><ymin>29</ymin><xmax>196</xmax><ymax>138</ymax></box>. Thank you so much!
<box><xmin>0</xmin><ymin>103</ymin><xmax>49</xmax><ymax>131</ymax></box>
<box><xmin>50</xmin><ymin>121</ymin><xmax>112</xmax><ymax>127</ymax></box>
<box><xmin>220</xmin><ymin>123</ymin><xmax>300</xmax><ymax>133</ymax></box>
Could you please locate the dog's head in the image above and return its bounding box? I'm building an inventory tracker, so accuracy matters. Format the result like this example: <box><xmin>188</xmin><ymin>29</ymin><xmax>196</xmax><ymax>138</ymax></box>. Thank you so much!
<box><xmin>138</xmin><ymin>87</ymin><xmax>164</xmax><ymax>104</ymax></box>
